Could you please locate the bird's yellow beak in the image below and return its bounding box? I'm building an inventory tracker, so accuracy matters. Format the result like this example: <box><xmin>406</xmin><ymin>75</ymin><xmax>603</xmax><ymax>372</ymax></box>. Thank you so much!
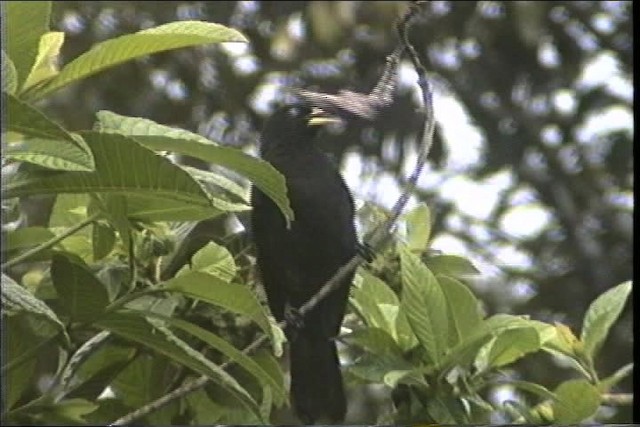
<box><xmin>307</xmin><ymin>107</ymin><xmax>342</xmax><ymax>126</ymax></box>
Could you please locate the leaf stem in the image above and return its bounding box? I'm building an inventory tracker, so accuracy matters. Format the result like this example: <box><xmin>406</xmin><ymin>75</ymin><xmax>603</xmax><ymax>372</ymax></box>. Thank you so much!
<box><xmin>1</xmin><ymin>212</ymin><xmax>101</xmax><ymax>270</ymax></box>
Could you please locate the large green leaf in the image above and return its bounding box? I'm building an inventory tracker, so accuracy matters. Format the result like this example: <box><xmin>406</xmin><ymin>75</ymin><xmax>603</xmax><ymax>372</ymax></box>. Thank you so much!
<box><xmin>581</xmin><ymin>280</ymin><xmax>632</xmax><ymax>361</ymax></box>
<box><xmin>2</xmin><ymin>50</ymin><xmax>18</xmax><ymax>94</ymax></box>
<box><xmin>96</xmin><ymin>311</ymin><xmax>261</xmax><ymax>419</ymax></box>
<box><xmin>162</xmin><ymin>271</ymin><xmax>272</xmax><ymax>339</ymax></box>
<box><xmin>29</xmin><ymin>21</ymin><xmax>247</xmax><ymax>99</ymax></box>
<box><xmin>1</xmin><ymin>273</ymin><xmax>69</xmax><ymax>342</ymax></box>
<box><xmin>475</xmin><ymin>326</ymin><xmax>541</xmax><ymax>371</ymax></box>
<box><xmin>95</xmin><ymin>111</ymin><xmax>293</xmax><ymax>223</ymax></box>
<box><xmin>5</xmin><ymin>138</ymin><xmax>98</xmax><ymax>171</ymax></box>
<box><xmin>50</xmin><ymin>253</ymin><xmax>110</xmax><ymax>323</ymax></box>
<box><xmin>399</xmin><ymin>246</ymin><xmax>450</xmax><ymax>365</ymax></box>
<box><xmin>4</xmin><ymin>1</ymin><xmax>51</xmax><ymax>89</ymax></box>
<box><xmin>439</xmin><ymin>314</ymin><xmax>536</xmax><ymax>371</ymax></box>
<box><xmin>4</xmin><ymin>92</ymin><xmax>95</xmax><ymax>171</ymax></box>
<box><xmin>438</xmin><ymin>275</ymin><xmax>483</xmax><ymax>347</ymax></box>
<box><xmin>135</xmin><ymin>310</ymin><xmax>286</xmax><ymax>403</ymax></box>
<box><xmin>4</xmin><ymin>133</ymin><xmax>219</xmax><ymax>221</ymax></box>
<box><xmin>552</xmin><ymin>379</ymin><xmax>601</xmax><ymax>423</ymax></box>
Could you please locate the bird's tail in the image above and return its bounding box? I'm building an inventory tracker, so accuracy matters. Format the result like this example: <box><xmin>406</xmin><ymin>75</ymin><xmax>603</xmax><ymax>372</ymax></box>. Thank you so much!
<box><xmin>289</xmin><ymin>332</ymin><xmax>346</xmax><ymax>424</ymax></box>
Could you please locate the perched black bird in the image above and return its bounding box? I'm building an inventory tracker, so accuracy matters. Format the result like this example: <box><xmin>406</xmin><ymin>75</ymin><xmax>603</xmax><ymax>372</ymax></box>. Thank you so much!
<box><xmin>250</xmin><ymin>104</ymin><xmax>358</xmax><ymax>424</ymax></box>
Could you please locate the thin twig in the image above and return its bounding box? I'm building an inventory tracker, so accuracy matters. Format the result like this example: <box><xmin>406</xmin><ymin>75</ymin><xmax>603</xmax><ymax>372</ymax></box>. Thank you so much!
<box><xmin>1</xmin><ymin>212</ymin><xmax>101</xmax><ymax>270</ymax></box>
<box><xmin>109</xmin><ymin>3</ymin><xmax>432</xmax><ymax>425</ymax></box>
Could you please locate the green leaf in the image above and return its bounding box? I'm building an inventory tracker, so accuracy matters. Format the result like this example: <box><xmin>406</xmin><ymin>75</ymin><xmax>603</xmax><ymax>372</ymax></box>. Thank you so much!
<box><xmin>4</xmin><ymin>133</ymin><xmax>219</xmax><ymax>222</ymax></box>
<box><xmin>33</xmin><ymin>398</ymin><xmax>99</xmax><ymax>425</ymax></box>
<box><xmin>342</xmin><ymin>327</ymin><xmax>405</xmax><ymax>360</ymax></box>
<box><xmin>23</xmin><ymin>31</ymin><xmax>65</xmax><ymax>91</ymax></box>
<box><xmin>162</xmin><ymin>271</ymin><xmax>272</xmax><ymax>339</ymax></box>
<box><xmin>92</xmin><ymin>222</ymin><xmax>116</xmax><ymax>261</ymax></box>
<box><xmin>350</xmin><ymin>271</ymin><xmax>399</xmax><ymax>333</ymax></box>
<box><xmin>476</xmin><ymin>327</ymin><xmax>541</xmax><ymax>371</ymax></box>
<box><xmin>3</xmin><ymin>92</ymin><xmax>95</xmax><ymax>170</ymax></box>
<box><xmin>581</xmin><ymin>280</ymin><xmax>632</xmax><ymax>361</ymax></box>
<box><xmin>95</xmin><ymin>111</ymin><xmax>293</xmax><ymax>224</ymax></box>
<box><xmin>438</xmin><ymin>275</ymin><xmax>483</xmax><ymax>346</ymax></box>
<box><xmin>136</xmin><ymin>310</ymin><xmax>287</xmax><ymax>403</ymax></box>
<box><xmin>425</xmin><ymin>254</ymin><xmax>480</xmax><ymax>277</ymax></box>
<box><xmin>50</xmin><ymin>253</ymin><xmax>110</xmax><ymax>323</ymax></box>
<box><xmin>4</xmin><ymin>1</ymin><xmax>51</xmax><ymax>90</ymax></box>
<box><xmin>552</xmin><ymin>379</ymin><xmax>601</xmax><ymax>423</ymax></box>
<box><xmin>183</xmin><ymin>165</ymin><xmax>248</xmax><ymax>202</ymax></box>
<box><xmin>4</xmin><ymin>226</ymin><xmax>56</xmax><ymax>252</ymax></box>
<box><xmin>2</xmin><ymin>50</ymin><xmax>18</xmax><ymax>94</ymax></box>
<box><xmin>177</xmin><ymin>241</ymin><xmax>237</xmax><ymax>282</ymax></box>
<box><xmin>29</xmin><ymin>21</ymin><xmax>247</xmax><ymax>99</ymax></box>
<box><xmin>5</xmin><ymin>137</ymin><xmax>97</xmax><ymax>171</ymax></box>
<box><xmin>439</xmin><ymin>314</ymin><xmax>536</xmax><ymax>371</ymax></box>
<box><xmin>96</xmin><ymin>311</ymin><xmax>261</xmax><ymax>419</ymax></box>
<box><xmin>399</xmin><ymin>246</ymin><xmax>449</xmax><ymax>365</ymax></box>
<box><xmin>404</xmin><ymin>203</ymin><xmax>431</xmax><ymax>252</ymax></box>
<box><xmin>1</xmin><ymin>273</ymin><xmax>69</xmax><ymax>342</ymax></box>
<box><xmin>3</xmin><ymin>315</ymin><xmax>39</xmax><ymax>410</ymax></box>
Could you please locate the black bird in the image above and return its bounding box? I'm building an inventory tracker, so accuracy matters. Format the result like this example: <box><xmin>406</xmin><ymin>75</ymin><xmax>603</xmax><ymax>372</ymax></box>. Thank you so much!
<box><xmin>250</xmin><ymin>104</ymin><xmax>358</xmax><ymax>424</ymax></box>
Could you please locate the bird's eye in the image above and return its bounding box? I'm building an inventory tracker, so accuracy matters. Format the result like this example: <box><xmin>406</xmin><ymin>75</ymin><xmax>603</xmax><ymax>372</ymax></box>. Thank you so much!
<box><xmin>287</xmin><ymin>107</ymin><xmax>302</xmax><ymax>118</ymax></box>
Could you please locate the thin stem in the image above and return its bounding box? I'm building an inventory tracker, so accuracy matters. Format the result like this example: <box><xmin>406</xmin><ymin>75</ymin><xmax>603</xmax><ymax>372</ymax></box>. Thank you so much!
<box><xmin>1</xmin><ymin>212</ymin><xmax>101</xmax><ymax>270</ymax></box>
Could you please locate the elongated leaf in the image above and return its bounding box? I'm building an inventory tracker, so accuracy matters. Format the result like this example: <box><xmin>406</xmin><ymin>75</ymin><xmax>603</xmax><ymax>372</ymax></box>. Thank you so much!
<box><xmin>4</xmin><ymin>92</ymin><xmax>95</xmax><ymax>170</ymax></box>
<box><xmin>96</xmin><ymin>311</ymin><xmax>261</xmax><ymax>419</ymax></box>
<box><xmin>439</xmin><ymin>314</ymin><xmax>535</xmax><ymax>370</ymax></box>
<box><xmin>2</xmin><ymin>50</ymin><xmax>18</xmax><ymax>94</ymax></box>
<box><xmin>4</xmin><ymin>1</ymin><xmax>51</xmax><ymax>89</ymax></box>
<box><xmin>23</xmin><ymin>31</ymin><xmax>65</xmax><ymax>91</ymax></box>
<box><xmin>4</xmin><ymin>132</ymin><xmax>216</xmax><ymax>215</ymax></box>
<box><xmin>51</xmin><ymin>253</ymin><xmax>109</xmax><ymax>323</ymax></box>
<box><xmin>581</xmin><ymin>281</ymin><xmax>632</xmax><ymax>360</ymax></box>
<box><xmin>399</xmin><ymin>246</ymin><xmax>449</xmax><ymax>365</ymax></box>
<box><xmin>404</xmin><ymin>203</ymin><xmax>431</xmax><ymax>252</ymax></box>
<box><xmin>5</xmin><ymin>138</ymin><xmax>96</xmax><ymax>171</ymax></box>
<box><xmin>552</xmin><ymin>379</ymin><xmax>601</xmax><ymax>423</ymax></box>
<box><xmin>1</xmin><ymin>273</ymin><xmax>69</xmax><ymax>342</ymax></box>
<box><xmin>162</xmin><ymin>271</ymin><xmax>272</xmax><ymax>339</ymax></box>
<box><xmin>31</xmin><ymin>21</ymin><xmax>247</xmax><ymax>99</ymax></box>
<box><xmin>438</xmin><ymin>275</ymin><xmax>483</xmax><ymax>346</ymax></box>
<box><xmin>96</xmin><ymin>111</ymin><xmax>293</xmax><ymax>223</ymax></box>
<box><xmin>136</xmin><ymin>310</ymin><xmax>286</xmax><ymax>403</ymax></box>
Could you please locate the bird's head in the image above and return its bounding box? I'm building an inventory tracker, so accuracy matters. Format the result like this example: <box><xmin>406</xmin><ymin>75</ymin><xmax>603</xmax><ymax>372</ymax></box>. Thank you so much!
<box><xmin>259</xmin><ymin>104</ymin><xmax>341</xmax><ymax>154</ymax></box>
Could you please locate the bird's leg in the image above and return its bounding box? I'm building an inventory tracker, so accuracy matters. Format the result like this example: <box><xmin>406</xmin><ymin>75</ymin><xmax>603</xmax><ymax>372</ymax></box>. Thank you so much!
<box><xmin>284</xmin><ymin>302</ymin><xmax>305</xmax><ymax>339</ymax></box>
<box><xmin>357</xmin><ymin>241</ymin><xmax>376</xmax><ymax>263</ymax></box>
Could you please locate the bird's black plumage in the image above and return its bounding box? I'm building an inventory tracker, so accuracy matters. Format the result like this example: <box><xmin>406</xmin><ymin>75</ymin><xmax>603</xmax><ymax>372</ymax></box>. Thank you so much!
<box><xmin>250</xmin><ymin>104</ymin><xmax>358</xmax><ymax>424</ymax></box>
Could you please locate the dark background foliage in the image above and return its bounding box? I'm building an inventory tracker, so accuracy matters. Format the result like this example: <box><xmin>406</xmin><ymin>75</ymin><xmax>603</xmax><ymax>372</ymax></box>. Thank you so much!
<box><xmin>28</xmin><ymin>1</ymin><xmax>632</xmax><ymax>422</ymax></box>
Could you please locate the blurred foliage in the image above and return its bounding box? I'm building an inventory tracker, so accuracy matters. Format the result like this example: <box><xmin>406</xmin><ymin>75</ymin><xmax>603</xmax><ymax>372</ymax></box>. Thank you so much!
<box><xmin>2</xmin><ymin>0</ymin><xmax>633</xmax><ymax>424</ymax></box>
